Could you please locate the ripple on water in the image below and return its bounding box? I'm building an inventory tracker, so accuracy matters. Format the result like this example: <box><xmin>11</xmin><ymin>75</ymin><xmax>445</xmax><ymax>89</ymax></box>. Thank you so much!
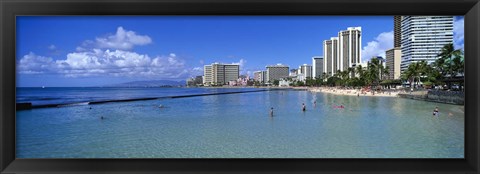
<box><xmin>16</xmin><ymin>91</ymin><xmax>464</xmax><ymax>158</ymax></box>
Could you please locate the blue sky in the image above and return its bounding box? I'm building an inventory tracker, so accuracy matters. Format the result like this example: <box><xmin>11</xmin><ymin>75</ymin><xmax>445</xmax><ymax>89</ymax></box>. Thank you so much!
<box><xmin>16</xmin><ymin>16</ymin><xmax>464</xmax><ymax>87</ymax></box>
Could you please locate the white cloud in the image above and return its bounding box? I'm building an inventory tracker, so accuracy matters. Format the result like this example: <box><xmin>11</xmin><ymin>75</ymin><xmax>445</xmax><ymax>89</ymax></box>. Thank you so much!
<box><xmin>361</xmin><ymin>31</ymin><xmax>394</xmax><ymax>62</ymax></box>
<box><xmin>18</xmin><ymin>50</ymin><xmax>190</xmax><ymax>79</ymax></box>
<box><xmin>17</xmin><ymin>27</ymin><xmax>199</xmax><ymax>79</ymax></box>
<box><xmin>231</xmin><ymin>58</ymin><xmax>247</xmax><ymax>75</ymax></box>
<box><xmin>191</xmin><ymin>67</ymin><xmax>204</xmax><ymax>76</ymax></box>
<box><xmin>48</xmin><ymin>45</ymin><xmax>56</xmax><ymax>50</ymax></box>
<box><xmin>78</xmin><ymin>27</ymin><xmax>152</xmax><ymax>51</ymax></box>
<box><xmin>231</xmin><ymin>58</ymin><xmax>246</xmax><ymax>67</ymax></box>
<box><xmin>453</xmin><ymin>17</ymin><xmax>464</xmax><ymax>50</ymax></box>
<box><xmin>17</xmin><ymin>52</ymin><xmax>57</xmax><ymax>74</ymax></box>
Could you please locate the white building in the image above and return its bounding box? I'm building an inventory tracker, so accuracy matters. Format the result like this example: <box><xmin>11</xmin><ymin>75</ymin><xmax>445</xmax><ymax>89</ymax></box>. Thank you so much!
<box><xmin>312</xmin><ymin>56</ymin><xmax>324</xmax><ymax>79</ymax></box>
<box><xmin>296</xmin><ymin>73</ymin><xmax>306</xmax><ymax>82</ymax></box>
<box><xmin>338</xmin><ymin>27</ymin><xmax>362</xmax><ymax>72</ymax></box>
<box><xmin>266</xmin><ymin>64</ymin><xmax>289</xmax><ymax>83</ymax></box>
<box><xmin>323</xmin><ymin>37</ymin><xmax>338</xmax><ymax>76</ymax></box>
<box><xmin>203</xmin><ymin>63</ymin><xmax>239</xmax><ymax>85</ymax></box>
<box><xmin>279</xmin><ymin>79</ymin><xmax>290</xmax><ymax>87</ymax></box>
<box><xmin>400</xmin><ymin>16</ymin><xmax>454</xmax><ymax>72</ymax></box>
<box><xmin>289</xmin><ymin>69</ymin><xmax>298</xmax><ymax>76</ymax></box>
<box><xmin>298</xmin><ymin>64</ymin><xmax>312</xmax><ymax>81</ymax></box>
<box><xmin>323</xmin><ymin>27</ymin><xmax>362</xmax><ymax>77</ymax></box>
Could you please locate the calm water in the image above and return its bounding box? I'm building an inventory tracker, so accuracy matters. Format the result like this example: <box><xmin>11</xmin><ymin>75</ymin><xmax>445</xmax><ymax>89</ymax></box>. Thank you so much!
<box><xmin>16</xmin><ymin>88</ymin><xmax>464</xmax><ymax>158</ymax></box>
<box><xmin>16</xmin><ymin>87</ymin><xmax>261</xmax><ymax>106</ymax></box>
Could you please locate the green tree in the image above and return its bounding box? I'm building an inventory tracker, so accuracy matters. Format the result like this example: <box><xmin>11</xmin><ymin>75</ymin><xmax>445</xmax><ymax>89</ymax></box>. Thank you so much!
<box><xmin>273</xmin><ymin>79</ymin><xmax>280</xmax><ymax>86</ymax></box>
<box><xmin>366</xmin><ymin>58</ymin><xmax>380</xmax><ymax>87</ymax></box>
<box><xmin>433</xmin><ymin>43</ymin><xmax>464</xmax><ymax>89</ymax></box>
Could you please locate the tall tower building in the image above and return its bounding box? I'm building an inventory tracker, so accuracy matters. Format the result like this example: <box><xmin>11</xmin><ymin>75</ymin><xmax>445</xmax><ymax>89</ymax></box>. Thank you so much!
<box><xmin>400</xmin><ymin>16</ymin><xmax>453</xmax><ymax>72</ymax></box>
<box><xmin>323</xmin><ymin>27</ymin><xmax>362</xmax><ymax>77</ymax></box>
<box><xmin>312</xmin><ymin>56</ymin><xmax>324</xmax><ymax>79</ymax></box>
<box><xmin>323</xmin><ymin>37</ymin><xmax>338</xmax><ymax>76</ymax></box>
<box><xmin>338</xmin><ymin>27</ymin><xmax>362</xmax><ymax>72</ymax></box>
<box><xmin>394</xmin><ymin>16</ymin><xmax>402</xmax><ymax>48</ymax></box>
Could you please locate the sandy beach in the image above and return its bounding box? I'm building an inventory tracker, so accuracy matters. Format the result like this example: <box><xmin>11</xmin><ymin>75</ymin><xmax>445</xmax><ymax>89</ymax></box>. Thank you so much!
<box><xmin>308</xmin><ymin>87</ymin><xmax>399</xmax><ymax>97</ymax></box>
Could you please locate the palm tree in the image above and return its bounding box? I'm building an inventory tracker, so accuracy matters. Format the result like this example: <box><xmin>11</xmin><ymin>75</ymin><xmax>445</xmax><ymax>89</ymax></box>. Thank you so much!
<box><xmin>416</xmin><ymin>61</ymin><xmax>429</xmax><ymax>87</ymax></box>
<box><xmin>321</xmin><ymin>72</ymin><xmax>327</xmax><ymax>81</ymax></box>
<box><xmin>435</xmin><ymin>43</ymin><xmax>464</xmax><ymax>89</ymax></box>
<box><xmin>401</xmin><ymin>69</ymin><xmax>414</xmax><ymax>90</ymax></box>
<box><xmin>367</xmin><ymin>58</ymin><xmax>381</xmax><ymax>87</ymax></box>
<box><xmin>404</xmin><ymin>61</ymin><xmax>428</xmax><ymax>88</ymax></box>
<box><xmin>347</xmin><ymin>67</ymin><xmax>355</xmax><ymax>79</ymax></box>
<box><xmin>355</xmin><ymin>65</ymin><xmax>365</xmax><ymax>82</ymax></box>
<box><xmin>383</xmin><ymin>66</ymin><xmax>390</xmax><ymax>80</ymax></box>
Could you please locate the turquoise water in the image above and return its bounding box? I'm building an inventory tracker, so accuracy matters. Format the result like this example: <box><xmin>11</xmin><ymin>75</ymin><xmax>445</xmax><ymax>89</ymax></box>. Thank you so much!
<box><xmin>16</xmin><ymin>90</ymin><xmax>464</xmax><ymax>158</ymax></box>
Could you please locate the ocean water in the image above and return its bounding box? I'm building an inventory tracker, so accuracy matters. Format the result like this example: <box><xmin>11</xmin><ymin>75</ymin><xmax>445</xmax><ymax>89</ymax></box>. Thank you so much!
<box><xmin>16</xmin><ymin>88</ymin><xmax>464</xmax><ymax>158</ymax></box>
<box><xmin>16</xmin><ymin>87</ymin><xmax>261</xmax><ymax>106</ymax></box>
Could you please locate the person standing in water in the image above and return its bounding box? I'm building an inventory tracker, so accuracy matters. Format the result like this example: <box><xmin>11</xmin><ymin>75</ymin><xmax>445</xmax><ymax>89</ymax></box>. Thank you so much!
<box><xmin>302</xmin><ymin>103</ymin><xmax>306</xmax><ymax>112</ymax></box>
<box><xmin>270</xmin><ymin>107</ymin><xmax>274</xmax><ymax>116</ymax></box>
<box><xmin>433</xmin><ymin>107</ymin><xmax>439</xmax><ymax>116</ymax></box>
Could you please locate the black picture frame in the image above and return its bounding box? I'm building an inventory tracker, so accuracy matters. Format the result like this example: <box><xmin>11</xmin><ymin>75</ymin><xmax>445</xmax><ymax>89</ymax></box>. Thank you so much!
<box><xmin>1</xmin><ymin>0</ymin><xmax>479</xmax><ymax>173</ymax></box>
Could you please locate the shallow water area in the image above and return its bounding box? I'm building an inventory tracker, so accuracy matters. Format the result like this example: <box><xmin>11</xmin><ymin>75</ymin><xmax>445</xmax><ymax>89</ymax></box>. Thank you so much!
<box><xmin>16</xmin><ymin>90</ymin><xmax>464</xmax><ymax>158</ymax></box>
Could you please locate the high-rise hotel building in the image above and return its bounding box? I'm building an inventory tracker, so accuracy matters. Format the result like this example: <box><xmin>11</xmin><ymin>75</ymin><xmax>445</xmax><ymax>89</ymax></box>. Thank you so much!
<box><xmin>400</xmin><ymin>16</ymin><xmax>454</xmax><ymax>72</ymax></box>
<box><xmin>323</xmin><ymin>27</ymin><xmax>362</xmax><ymax>76</ymax></box>
<box><xmin>394</xmin><ymin>16</ymin><xmax>402</xmax><ymax>48</ymax></box>
<box><xmin>266</xmin><ymin>64</ymin><xmax>289</xmax><ymax>83</ymax></box>
<box><xmin>339</xmin><ymin>27</ymin><xmax>362</xmax><ymax>72</ymax></box>
<box><xmin>203</xmin><ymin>63</ymin><xmax>240</xmax><ymax>85</ymax></box>
<box><xmin>385</xmin><ymin>16</ymin><xmax>403</xmax><ymax>80</ymax></box>
<box><xmin>312</xmin><ymin>56</ymin><xmax>324</xmax><ymax>79</ymax></box>
<box><xmin>298</xmin><ymin>64</ymin><xmax>313</xmax><ymax>78</ymax></box>
<box><xmin>386</xmin><ymin>47</ymin><xmax>402</xmax><ymax>80</ymax></box>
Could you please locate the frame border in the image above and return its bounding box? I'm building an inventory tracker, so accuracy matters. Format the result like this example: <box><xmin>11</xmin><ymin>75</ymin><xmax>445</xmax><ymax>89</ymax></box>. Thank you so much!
<box><xmin>1</xmin><ymin>0</ymin><xmax>479</xmax><ymax>173</ymax></box>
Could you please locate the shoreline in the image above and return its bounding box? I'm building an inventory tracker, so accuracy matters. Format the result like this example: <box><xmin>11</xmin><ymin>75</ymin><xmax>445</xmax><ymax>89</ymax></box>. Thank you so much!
<box><xmin>307</xmin><ymin>87</ymin><xmax>399</xmax><ymax>97</ymax></box>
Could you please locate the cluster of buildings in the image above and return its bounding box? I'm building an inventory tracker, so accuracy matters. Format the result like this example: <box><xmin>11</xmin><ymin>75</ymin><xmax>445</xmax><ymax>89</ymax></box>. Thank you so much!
<box><xmin>187</xmin><ymin>16</ymin><xmax>454</xmax><ymax>87</ymax></box>
<box><xmin>253</xmin><ymin>64</ymin><xmax>289</xmax><ymax>85</ymax></box>
<box><xmin>290</xmin><ymin>16</ymin><xmax>453</xmax><ymax>82</ymax></box>
<box><xmin>385</xmin><ymin>16</ymin><xmax>453</xmax><ymax>80</ymax></box>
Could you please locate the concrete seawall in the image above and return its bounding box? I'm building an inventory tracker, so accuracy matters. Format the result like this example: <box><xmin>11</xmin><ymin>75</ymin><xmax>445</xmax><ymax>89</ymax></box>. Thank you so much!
<box><xmin>16</xmin><ymin>89</ymin><xmax>282</xmax><ymax>110</ymax></box>
<box><xmin>398</xmin><ymin>90</ymin><xmax>464</xmax><ymax>105</ymax></box>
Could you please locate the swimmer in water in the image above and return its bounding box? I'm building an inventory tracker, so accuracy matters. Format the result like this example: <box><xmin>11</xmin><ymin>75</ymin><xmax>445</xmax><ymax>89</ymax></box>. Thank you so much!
<box><xmin>433</xmin><ymin>107</ymin><xmax>438</xmax><ymax>116</ymax></box>
<box><xmin>433</xmin><ymin>107</ymin><xmax>439</xmax><ymax>116</ymax></box>
<box><xmin>270</xmin><ymin>107</ymin><xmax>274</xmax><ymax>116</ymax></box>
<box><xmin>100</xmin><ymin>116</ymin><xmax>104</xmax><ymax>120</ymax></box>
<box><xmin>302</xmin><ymin>103</ymin><xmax>306</xmax><ymax>112</ymax></box>
<box><xmin>332</xmin><ymin>104</ymin><xmax>345</xmax><ymax>109</ymax></box>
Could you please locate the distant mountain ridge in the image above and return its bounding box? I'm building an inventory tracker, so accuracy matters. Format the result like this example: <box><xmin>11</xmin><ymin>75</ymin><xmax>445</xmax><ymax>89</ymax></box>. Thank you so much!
<box><xmin>105</xmin><ymin>80</ymin><xmax>186</xmax><ymax>87</ymax></box>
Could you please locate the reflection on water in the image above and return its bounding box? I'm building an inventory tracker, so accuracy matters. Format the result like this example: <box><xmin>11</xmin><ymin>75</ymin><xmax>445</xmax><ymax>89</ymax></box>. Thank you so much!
<box><xmin>16</xmin><ymin>90</ymin><xmax>464</xmax><ymax>158</ymax></box>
